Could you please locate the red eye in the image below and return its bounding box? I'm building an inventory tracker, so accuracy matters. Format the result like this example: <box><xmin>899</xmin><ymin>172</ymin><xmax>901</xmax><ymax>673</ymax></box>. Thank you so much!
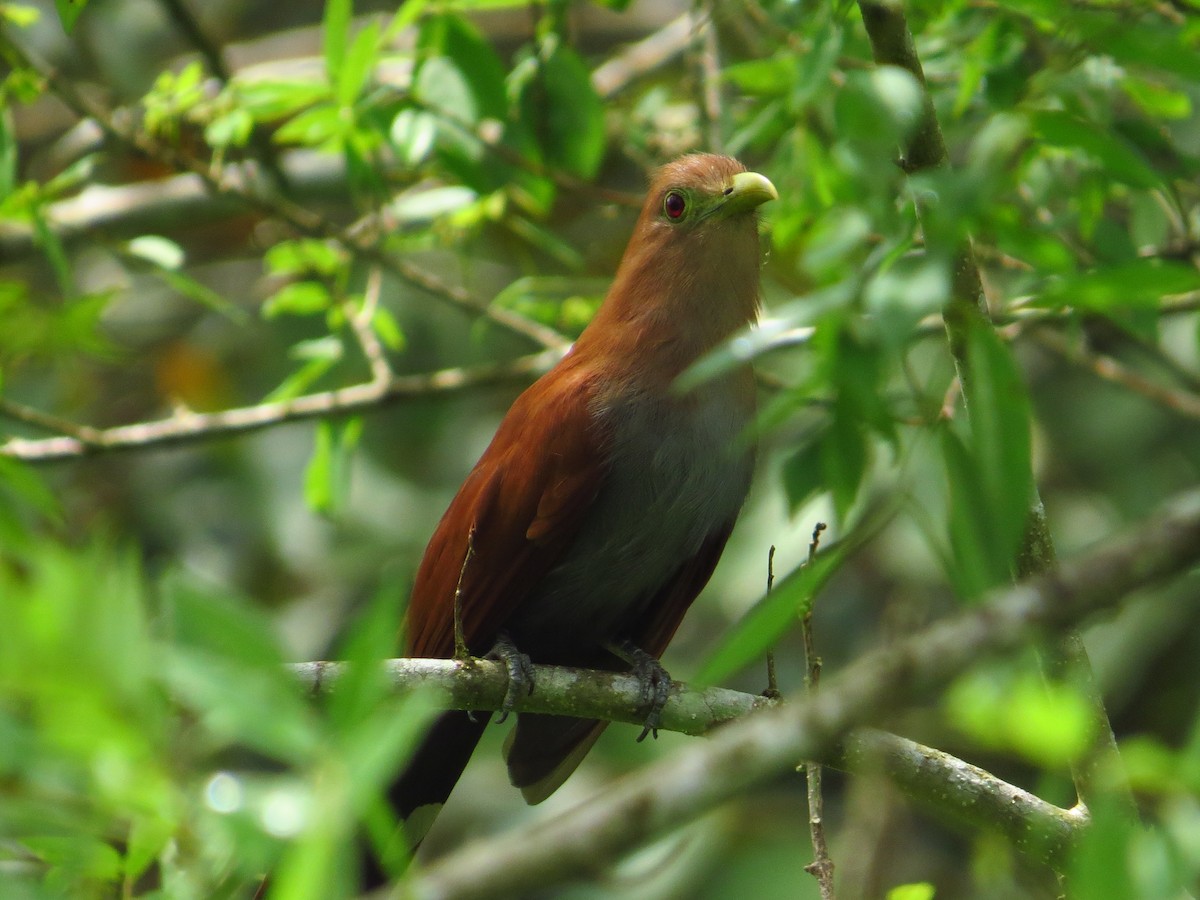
<box><xmin>664</xmin><ymin>191</ymin><xmax>686</xmax><ymax>219</ymax></box>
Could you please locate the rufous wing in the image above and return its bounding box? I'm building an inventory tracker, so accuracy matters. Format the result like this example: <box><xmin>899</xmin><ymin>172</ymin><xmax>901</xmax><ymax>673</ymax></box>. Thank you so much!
<box><xmin>405</xmin><ymin>360</ymin><xmax>609</xmax><ymax>659</ymax></box>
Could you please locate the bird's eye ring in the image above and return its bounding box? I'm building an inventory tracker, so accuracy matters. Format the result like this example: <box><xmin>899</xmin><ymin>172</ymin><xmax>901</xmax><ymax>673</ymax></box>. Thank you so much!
<box><xmin>664</xmin><ymin>191</ymin><xmax>686</xmax><ymax>220</ymax></box>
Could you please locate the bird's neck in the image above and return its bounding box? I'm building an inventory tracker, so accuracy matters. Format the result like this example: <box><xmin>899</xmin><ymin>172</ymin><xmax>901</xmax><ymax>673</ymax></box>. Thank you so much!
<box><xmin>574</xmin><ymin>222</ymin><xmax>761</xmax><ymax>383</ymax></box>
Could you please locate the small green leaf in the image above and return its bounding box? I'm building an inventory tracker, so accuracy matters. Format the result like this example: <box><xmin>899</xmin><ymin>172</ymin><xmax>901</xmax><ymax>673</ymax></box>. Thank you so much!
<box><xmin>388</xmin><ymin>185</ymin><xmax>478</xmax><ymax>224</ymax></box>
<box><xmin>390</xmin><ymin>108</ymin><xmax>437</xmax><ymax>167</ymax></box>
<box><xmin>782</xmin><ymin>437</ymin><xmax>825</xmax><ymax>514</ymax></box>
<box><xmin>887</xmin><ymin>883</ymin><xmax>936</xmax><ymax>900</ymax></box>
<box><xmin>1035</xmin><ymin>260</ymin><xmax>1200</xmax><ymax>311</ymax></box>
<box><xmin>264</xmin><ymin>282</ymin><xmax>332</xmax><ymax>317</ymax></box>
<box><xmin>266</xmin><ymin>240</ymin><xmax>345</xmax><ymax>277</ymax></box>
<box><xmin>371</xmin><ymin>306</ymin><xmax>405</xmax><ymax>351</ymax></box>
<box><xmin>323</xmin><ymin>0</ymin><xmax>352</xmax><ymax>81</ymax></box>
<box><xmin>1</xmin><ymin>4</ymin><xmax>41</xmax><ymax>26</ymax></box>
<box><xmin>274</xmin><ymin>102</ymin><xmax>346</xmax><ymax>147</ymax></box>
<box><xmin>305</xmin><ymin>418</ymin><xmax>362</xmax><ymax>516</ymax></box>
<box><xmin>125</xmin><ymin>235</ymin><xmax>185</xmax><ymax>270</ymax></box>
<box><xmin>415</xmin><ymin>56</ymin><xmax>478</xmax><ymax>123</ymax></box>
<box><xmin>53</xmin><ymin>0</ymin><xmax>87</xmax><ymax>32</ymax></box>
<box><xmin>0</xmin><ymin>106</ymin><xmax>15</xmax><ymax>201</ymax></box>
<box><xmin>1032</xmin><ymin>110</ymin><xmax>1162</xmax><ymax>190</ymax></box>
<box><xmin>237</xmin><ymin>79</ymin><xmax>331</xmax><ymax>120</ymax></box>
<box><xmin>205</xmin><ymin>107</ymin><xmax>255</xmax><ymax>148</ymax></box>
<box><xmin>305</xmin><ymin>421</ymin><xmax>336</xmax><ymax>514</ymax></box>
<box><xmin>531</xmin><ymin>42</ymin><xmax>606</xmax><ymax>179</ymax></box>
<box><xmin>337</xmin><ymin>20</ymin><xmax>380</xmax><ymax>107</ymax></box>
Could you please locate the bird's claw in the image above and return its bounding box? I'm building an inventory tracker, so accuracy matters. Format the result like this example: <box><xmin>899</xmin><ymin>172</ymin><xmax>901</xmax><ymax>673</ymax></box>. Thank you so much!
<box><xmin>487</xmin><ymin>633</ymin><xmax>534</xmax><ymax>725</ymax></box>
<box><xmin>627</xmin><ymin>647</ymin><xmax>672</xmax><ymax>743</ymax></box>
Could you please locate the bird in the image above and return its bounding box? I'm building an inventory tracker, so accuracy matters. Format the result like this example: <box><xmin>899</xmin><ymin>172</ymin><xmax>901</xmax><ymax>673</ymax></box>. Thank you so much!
<box><xmin>387</xmin><ymin>152</ymin><xmax>776</xmax><ymax>862</ymax></box>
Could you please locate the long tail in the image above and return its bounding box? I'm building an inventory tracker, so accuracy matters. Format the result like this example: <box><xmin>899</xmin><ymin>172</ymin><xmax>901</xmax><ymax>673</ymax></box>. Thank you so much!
<box><xmin>362</xmin><ymin>710</ymin><xmax>488</xmax><ymax>887</ymax></box>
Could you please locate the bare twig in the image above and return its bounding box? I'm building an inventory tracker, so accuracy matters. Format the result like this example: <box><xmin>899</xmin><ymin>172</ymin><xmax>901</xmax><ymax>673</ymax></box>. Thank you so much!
<box><xmin>400</xmin><ymin>486</ymin><xmax>1200</xmax><ymax>900</ymax></box>
<box><xmin>801</xmin><ymin>522</ymin><xmax>835</xmax><ymax>900</ymax></box>
<box><xmin>763</xmin><ymin>545</ymin><xmax>780</xmax><ymax>698</ymax></box>
<box><xmin>348</xmin><ymin>265</ymin><xmax>394</xmax><ymax>386</ymax></box>
<box><xmin>0</xmin><ymin>348</ymin><xmax>564</xmax><ymax>463</ymax></box>
<box><xmin>453</xmin><ymin>527</ymin><xmax>477</xmax><ymax>662</ymax></box>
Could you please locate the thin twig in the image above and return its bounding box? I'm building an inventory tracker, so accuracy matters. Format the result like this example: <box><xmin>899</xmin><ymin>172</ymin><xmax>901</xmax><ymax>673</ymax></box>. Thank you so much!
<box><xmin>764</xmin><ymin>545</ymin><xmax>780</xmax><ymax>698</ymax></box>
<box><xmin>453</xmin><ymin>527</ymin><xmax>477</xmax><ymax>662</ymax></box>
<box><xmin>801</xmin><ymin>522</ymin><xmax>834</xmax><ymax>899</ymax></box>
<box><xmin>348</xmin><ymin>265</ymin><xmax>394</xmax><ymax>385</ymax></box>
<box><xmin>0</xmin><ymin>348</ymin><xmax>565</xmax><ymax>463</ymax></box>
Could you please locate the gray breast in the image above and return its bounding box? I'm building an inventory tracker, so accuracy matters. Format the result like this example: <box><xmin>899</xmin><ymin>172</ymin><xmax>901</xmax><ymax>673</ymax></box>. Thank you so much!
<box><xmin>511</xmin><ymin>377</ymin><xmax>754</xmax><ymax>651</ymax></box>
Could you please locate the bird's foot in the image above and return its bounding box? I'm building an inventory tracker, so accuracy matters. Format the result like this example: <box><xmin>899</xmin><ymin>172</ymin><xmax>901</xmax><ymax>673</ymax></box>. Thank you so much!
<box><xmin>608</xmin><ymin>641</ymin><xmax>672</xmax><ymax>742</ymax></box>
<box><xmin>487</xmin><ymin>633</ymin><xmax>534</xmax><ymax>725</ymax></box>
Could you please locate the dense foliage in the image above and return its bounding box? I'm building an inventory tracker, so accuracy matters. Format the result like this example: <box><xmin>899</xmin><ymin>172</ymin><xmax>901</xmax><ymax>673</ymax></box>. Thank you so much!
<box><xmin>1</xmin><ymin>0</ymin><xmax>1199</xmax><ymax>897</ymax></box>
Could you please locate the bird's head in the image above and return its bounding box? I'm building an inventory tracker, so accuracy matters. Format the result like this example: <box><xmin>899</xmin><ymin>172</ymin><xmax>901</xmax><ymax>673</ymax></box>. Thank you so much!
<box><xmin>589</xmin><ymin>154</ymin><xmax>776</xmax><ymax>363</ymax></box>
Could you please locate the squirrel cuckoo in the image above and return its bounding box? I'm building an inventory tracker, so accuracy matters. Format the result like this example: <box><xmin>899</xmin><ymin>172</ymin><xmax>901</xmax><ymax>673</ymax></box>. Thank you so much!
<box><xmin>391</xmin><ymin>153</ymin><xmax>776</xmax><ymax>852</ymax></box>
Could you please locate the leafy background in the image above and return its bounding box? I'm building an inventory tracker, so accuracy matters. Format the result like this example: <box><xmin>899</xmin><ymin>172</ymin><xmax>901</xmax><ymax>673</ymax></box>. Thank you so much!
<box><xmin>1</xmin><ymin>0</ymin><xmax>1199</xmax><ymax>897</ymax></box>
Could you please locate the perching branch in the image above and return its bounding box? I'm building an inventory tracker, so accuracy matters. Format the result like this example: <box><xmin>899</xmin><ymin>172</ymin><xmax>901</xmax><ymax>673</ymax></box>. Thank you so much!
<box><xmin>0</xmin><ymin>349</ymin><xmax>564</xmax><ymax>462</ymax></box>
<box><xmin>396</xmin><ymin>485</ymin><xmax>1200</xmax><ymax>900</ymax></box>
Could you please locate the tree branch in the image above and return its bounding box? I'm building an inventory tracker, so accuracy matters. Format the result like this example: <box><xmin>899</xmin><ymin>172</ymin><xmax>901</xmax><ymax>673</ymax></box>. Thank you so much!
<box><xmin>0</xmin><ymin>349</ymin><xmax>564</xmax><ymax>462</ymax></box>
<box><xmin>290</xmin><ymin>666</ymin><xmax>1081</xmax><ymax>868</ymax></box>
<box><xmin>395</xmin><ymin>486</ymin><xmax>1200</xmax><ymax>899</ymax></box>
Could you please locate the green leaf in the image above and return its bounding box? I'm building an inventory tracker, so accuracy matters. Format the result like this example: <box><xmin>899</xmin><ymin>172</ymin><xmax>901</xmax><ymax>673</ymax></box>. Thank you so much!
<box><xmin>337</xmin><ymin>20</ymin><xmax>380</xmax><ymax>107</ymax></box>
<box><xmin>696</xmin><ymin>545</ymin><xmax>847</xmax><ymax>687</ymax></box>
<box><xmin>782</xmin><ymin>437</ymin><xmax>824</xmax><ymax>514</ymax></box>
<box><xmin>415</xmin><ymin>56</ymin><xmax>478</xmax><ymax>123</ymax></box>
<box><xmin>266</xmin><ymin>239</ymin><xmax>345</xmax><ymax>278</ymax></box>
<box><xmin>887</xmin><ymin>885</ymin><xmax>936</xmax><ymax>900</ymax></box>
<box><xmin>417</xmin><ymin>13</ymin><xmax>507</xmax><ymax>122</ymax></box>
<box><xmin>237</xmin><ymin>79</ymin><xmax>331</xmax><ymax>120</ymax></box>
<box><xmin>125</xmin><ymin>235</ymin><xmax>185</xmax><ymax>270</ymax></box>
<box><xmin>1031</xmin><ymin>110</ymin><xmax>1163</xmax><ymax>190</ymax></box>
<box><xmin>0</xmin><ymin>4</ymin><xmax>41</xmax><ymax>26</ymax></box>
<box><xmin>274</xmin><ymin>102</ymin><xmax>346</xmax><ymax>147</ymax></box>
<box><xmin>388</xmin><ymin>185</ymin><xmax>478</xmax><ymax>224</ymax></box>
<box><xmin>524</xmin><ymin>42</ymin><xmax>606</xmax><ymax>179</ymax></box>
<box><xmin>0</xmin><ymin>106</ymin><xmax>15</xmax><ymax>202</ymax></box>
<box><xmin>962</xmin><ymin>323</ymin><xmax>1033</xmax><ymax>553</ymax></box>
<box><xmin>823</xmin><ymin>401</ymin><xmax>867</xmax><ymax>522</ymax></box>
<box><xmin>390</xmin><ymin>108</ymin><xmax>437</xmax><ymax>167</ymax></box>
<box><xmin>323</xmin><ymin>0</ymin><xmax>352</xmax><ymax>81</ymax></box>
<box><xmin>263</xmin><ymin>282</ymin><xmax>332</xmax><ymax>317</ymax></box>
<box><xmin>371</xmin><ymin>306</ymin><xmax>405</xmax><ymax>351</ymax></box>
<box><xmin>305</xmin><ymin>420</ymin><xmax>337</xmax><ymax>514</ymax></box>
<box><xmin>723</xmin><ymin>54</ymin><xmax>794</xmax><ymax>97</ymax></box>
<box><xmin>1035</xmin><ymin>260</ymin><xmax>1200</xmax><ymax>311</ymax></box>
<box><xmin>53</xmin><ymin>0</ymin><xmax>87</xmax><ymax>32</ymax></box>
<box><xmin>205</xmin><ymin>107</ymin><xmax>255</xmax><ymax>149</ymax></box>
